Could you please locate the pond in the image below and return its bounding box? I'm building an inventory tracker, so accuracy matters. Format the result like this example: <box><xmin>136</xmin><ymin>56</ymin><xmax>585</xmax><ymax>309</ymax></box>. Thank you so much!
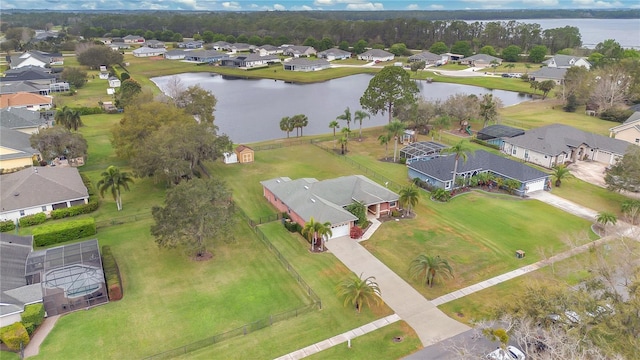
<box><xmin>152</xmin><ymin>73</ymin><xmax>532</xmax><ymax>144</ymax></box>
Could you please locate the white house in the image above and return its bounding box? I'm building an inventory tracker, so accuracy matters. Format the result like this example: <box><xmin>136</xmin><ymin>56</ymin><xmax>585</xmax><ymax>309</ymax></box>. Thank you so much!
<box><xmin>164</xmin><ymin>50</ymin><xmax>187</xmax><ymax>60</ymax></box>
<box><xmin>108</xmin><ymin>77</ymin><xmax>121</xmax><ymax>88</ymax></box>
<box><xmin>132</xmin><ymin>46</ymin><xmax>166</xmax><ymax>57</ymax></box>
<box><xmin>0</xmin><ymin>167</ymin><xmax>89</xmax><ymax>223</ymax></box>
<box><xmin>358</xmin><ymin>49</ymin><xmax>394</xmax><ymax>62</ymax></box>
<box><xmin>609</xmin><ymin>111</ymin><xmax>640</xmax><ymax>146</ymax></box>
<box><xmin>317</xmin><ymin>48</ymin><xmax>352</xmax><ymax>61</ymax></box>
<box><xmin>543</xmin><ymin>54</ymin><xmax>591</xmax><ymax>70</ymax></box>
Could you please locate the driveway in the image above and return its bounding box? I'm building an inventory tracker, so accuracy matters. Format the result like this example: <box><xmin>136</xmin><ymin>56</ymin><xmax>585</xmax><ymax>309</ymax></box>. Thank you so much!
<box><xmin>325</xmin><ymin>237</ymin><xmax>470</xmax><ymax>347</ymax></box>
<box><xmin>567</xmin><ymin>161</ymin><xmax>640</xmax><ymax>199</ymax></box>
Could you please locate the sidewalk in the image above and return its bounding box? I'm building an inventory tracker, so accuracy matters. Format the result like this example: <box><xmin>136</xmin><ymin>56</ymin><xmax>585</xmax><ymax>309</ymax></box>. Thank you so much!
<box><xmin>24</xmin><ymin>315</ymin><xmax>59</xmax><ymax>358</ymax></box>
<box><xmin>274</xmin><ymin>314</ymin><xmax>401</xmax><ymax>360</ymax></box>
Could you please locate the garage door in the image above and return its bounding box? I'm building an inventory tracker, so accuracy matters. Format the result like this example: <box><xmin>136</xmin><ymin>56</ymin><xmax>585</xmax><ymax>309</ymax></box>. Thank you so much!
<box><xmin>526</xmin><ymin>179</ymin><xmax>546</xmax><ymax>193</ymax></box>
<box><xmin>330</xmin><ymin>223</ymin><xmax>350</xmax><ymax>239</ymax></box>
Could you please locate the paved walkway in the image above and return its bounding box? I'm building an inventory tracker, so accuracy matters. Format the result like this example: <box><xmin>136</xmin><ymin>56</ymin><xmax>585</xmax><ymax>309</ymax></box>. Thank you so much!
<box><xmin>274</xmin><ymin>314</ymin><xmax>401</xmax><ymax>360</ymax></box>
<box><xmin>325</xmin><ymin>237</ymin><xmax>470</xmax><ymax>347</ymax></box>
<box><xmin>24</xmin><ymin>315</ymin><xmax>60</xmax><ymax>358</ymax></box>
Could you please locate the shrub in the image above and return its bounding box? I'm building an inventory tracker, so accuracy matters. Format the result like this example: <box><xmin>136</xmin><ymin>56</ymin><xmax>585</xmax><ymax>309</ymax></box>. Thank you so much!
<box><xmin>283</xmin><ymin>219</ymin><xmax>301</xmax><ymax>233</ymax></box>
<box><xmin>350</xmin><ymin>225</ymin><xmax>364</xmax><ymax>239</ymax></box>
<box><xmin>0</xmin><ymin>220</ymin><xmax>16</xmax><ymax>232</ymax></box>
<box><xmin>431</xmin><ymin>188</ymin><xmax>452</xmax><ymax>202</ymax></box>
<box><xmin>32</xmin><ymin>218</ymin><xmax>96</xmax><ymax>247</ymax></box>
<box><xmin>72</xmin><ymin>106</ymin><xmax>103</xmax><ymax>115</ymax></box>
<box><xmin>18</xmin><ymin>213</ymin><xmax>47</xmax><ymax>227</ymax></box>
<box><xmin>599</xmin><ymin>107</ymin><xmax>633</xmax><ymax>123</ymax></box>
<box><xmin>50</xmin><ymin>199</ymin><xmax>99</xmax><ymax>219</ymax></box>
<box><xmin>470</xmin><ymin>138</ymin><xmax>501</xmax><ymax>150</ymax></box>
<box><xmin>391</xmin><ymin>210</ymin><xmax>401</xmax><ymax>217</ymax></box>
<box><xmin>102</xmin><ymin>246</ymin><xmax>123</xmax><ymax>301</ymax></box>
<box><xmin>0</xmin><ymin>322</ymin><xmax>30</xmax><ymax>351</ymax></box>
<box><xmin>21</xmin><ymin>304</ymin><xmax>45</xmax><ymax>335</ymax></box>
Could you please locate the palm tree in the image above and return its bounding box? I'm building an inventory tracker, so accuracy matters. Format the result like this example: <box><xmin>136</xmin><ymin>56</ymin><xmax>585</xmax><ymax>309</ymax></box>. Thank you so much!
<box><xmin>378</xmin><ymin>133</ymin><xmax>391</xmax><ymax>160</ymax></box>
<box><xmin>385</xmin><ymin>120</ymin><xmax>406</xmax><ymax>163</ymax></box>
<box><xmin>97</xmin><ymin>165</ymin><xmax>134</xmax><ymax>211</ymax></box>
<box><xmin>621</xmin><ymin>199</ymin><xmax>640</xmax><ymax>225</ymax></box>
<box><xmin>409</xmin><ymin>254</ymin><xmax>454</xmax><ymax>288</ymax></box>
<box><xmin>354</xmin><ymin>110</ymin><xmax>370</xmax><ymax>141</ymax></box>
<box><xmin>336</xmin><ymin>107</ymin><xmax>352</xmax><ymax>138</ymax></box>
<box><xmin>551</xmin><ymin>165</ymin><xmax>573</xmax><ymax>187</ymax></box>
<box><xmin>329</xmin><ymin>120</ymin><xmax>340</xmax><ymax>139</ymax></box>
<box><xmin>339</xmin><ymin>127</ymin><xmax>351</xmax><ymax>154</ymax></box>
<box><xmin>336</xmin><ymin>273</ymin><xmax>383</xmax><ymax>313</ymax></box>
<box><xmin>302</xmin><ymin>217</ymin><xmax>333</xmax><ymax>252</ymax></box>
<box><xmin>596</xmin><ymin>211</ymin><xmax>617</xmax><ymax>236</ymax></box>
<box><xmin>55</xmin><ymin>106</ymin><xmax>83</xmax><ymax>131</ymax></box>
<box><xmin>280</xmin><ymin>116</ymin><xmax>293</xmax><ymax>138</ymax></box>
<box><xmin>294</xmin><ymin>114</ymin><xmax>309</xmax><ymax>137</ymax></box>
<box><xmin>399</xmin><ymin>184</ymin><xmax>420</xmax><ymax>216</ymax></box>
<box><xmin>442</xmin><ymin>141</ymin><xmax>471</xmax><ymax>189</ymax></box>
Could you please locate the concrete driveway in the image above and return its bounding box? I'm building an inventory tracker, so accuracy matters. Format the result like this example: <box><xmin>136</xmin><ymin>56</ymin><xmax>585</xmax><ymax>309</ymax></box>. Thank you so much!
<box><xmin>567</xmin><ymin>161</ymin><xmax>640</xmax><ymax>199</ymax></box>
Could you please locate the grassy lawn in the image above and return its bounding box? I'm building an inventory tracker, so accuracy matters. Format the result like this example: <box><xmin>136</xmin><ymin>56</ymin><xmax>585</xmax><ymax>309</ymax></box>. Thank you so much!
<box><xmin>551</xmin><ymin>178</ymin><xmax>631</xmax><ymax>217</ymax></box>
<box><xmin>414</xmin><ymin>70</ymin><xmax>537</xmax><ymax>95</ymax></box>
<box><xmin>363</xmin><ymin>191</ymin><xmax>595</xmax><ymax>299</ymax></box>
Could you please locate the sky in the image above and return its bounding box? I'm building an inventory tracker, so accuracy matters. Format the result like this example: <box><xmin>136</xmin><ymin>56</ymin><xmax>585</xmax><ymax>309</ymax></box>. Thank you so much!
<box><xmin>2</xmin><ymin>0</ymin><xmax>639</xmax><ymax>11</ymax></box>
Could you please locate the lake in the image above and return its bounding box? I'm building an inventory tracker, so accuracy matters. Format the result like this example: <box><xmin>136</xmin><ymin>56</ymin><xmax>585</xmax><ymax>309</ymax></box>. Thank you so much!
<box><xmin>152</xmin><ymin>73</ymin><xmax>531</xmax><ymax>144</ymax></box>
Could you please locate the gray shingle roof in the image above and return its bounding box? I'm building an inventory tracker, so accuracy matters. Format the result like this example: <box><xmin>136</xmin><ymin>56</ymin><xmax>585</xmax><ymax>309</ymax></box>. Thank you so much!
<box><xmin>408</xmin><ymin>51</ymin><xmax>441</xmax><ymax>62</ymax></box>
<box><xmin>506</xmin><ymin>124</ymin><xmax>630</xmax><ymax>156</ymax></box>
<box><xmin>0</xmin><ymin>81</ymin><xmax>49</xmax><ymax>95</ymax></box>
<box><xmin>460</xmin><ymin>54</ymin><xmax>502</xmax><ymax>62</ymax></box>
<box><xmin>623</xmin><ymin>111</ymin><xmax>640</xmax><ymax>124</ymax></box>
<box><xmin>360</xmin><ymin>49</ymin><xmax>393</xmax><ymax>57</ymax></box>
<box><xmin>408</xmin><ymin>150</ymin><xmax>549</xmax><ymax>183</ymax></box>
<box><xmin>318</xmin><ymin>48</ymin><xmax>351</xmax><ymax>57</ymax></box>
<box><xmin>530</xmin><ymin>67</ymin><xmax>567</xmax><ymax>80</ymax></box>
<box><xmin>0</xmin><ymin>167</ymin><xmax>89</xmax><ymax>212</ymax></box>
<box><xmin>0</xmin><ymin>127</ymin><xmax>39</xmax><ymax>161</ymax></box>
<box><xmin>0</xmin><ymin>108</ymin><xmax>47</xmax><ymax>129</ymax></box>
<box><xmin>543</xmin><ymin>54</ymin><xmax>590</xmax><ymax>67</ymax></box>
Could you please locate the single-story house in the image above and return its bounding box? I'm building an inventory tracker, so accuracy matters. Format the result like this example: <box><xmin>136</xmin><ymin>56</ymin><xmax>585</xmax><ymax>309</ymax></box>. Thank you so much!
<box><xmin>108</xmin><ymin>77</ymin><xmax>121</xmax><ymax>88</ymax></box>
<box><xmin>443</xmin><ymin>52</ymin><xmax>464</xmax><ymax>62</ymax></box>
<box><xmin>318</xmin><ymin>48</ymin><xmax>352</xmax><ymax>61</ymax></box>
<box><xmin>211</xmin><ymin>41</ymin><xmax>230</xmax><ymax>51</ymax></box>
<box><xmin>132</xmin><ymin>46</ymin><xmax>167</xmax><ymax>57</ymax></box>
<box><xmin>459</xmin><ymin>54</ymin><xmax>502</xmax><ymax>67</ymax></box>
<box><xmin>1</xmin><ymin>67</ymin><xmax>57</xmax><ymax>85</ymax></box>
<box><xmin>0</xmin><ymin>127</ymin><xmax>40</xmax><ymax>173</ymax></box>
<box><xmin>108</xmin><ymin>43</ymin><xmax>131</xmax><ymax>51</ymax></box>
<box><xmin>229</xmin><ymin>43</ymin><xmax>254</xmax><ymax>53</ymax></box>
<box><xmin>0</xmin><ymin>167</ymin><xmax>89</xmax><ymax>222</ymax></box>
<box><xmin>502</xmin><ymin>124</ymin><xmax>631</xmax><ymax>168</ymax></box>
<box><xmin>261</xmin><ymin>175</ymin><xmax>399</xmax><ymax>239</ymax></box>
<box><xmin>283</xmin><ymin>45</ymin><xmax>317</xmax><ymax>58</ymax></box>
<box><xmin>178</xmin><ymin>40</ymin><xmax>205</xmax><ymax>49</ymax></box>
<box><xmin>235</xmin><ymin>145</ymin><xmax>254</xmax><ymax>163</ymax></box>
<box><xmin>0</xmin><ymin>234</ymin><xmax>41</xmax><ymax>327</ymax></box>
<box><xmin>255</xmin><ymin>45</ymin><xmax>283</xmax><ymax>56</ymax></box>
<box><xmin>476</xmin><ymin>124</ymin><xmax>525</xmax><ymax>148</ymax></box>
<box><xmin>358</xmin><ymin>49</ymin><xmax>394</xmax><ymax>62</ymax></box>
<box><xmin>543</xmin><ymin>54</ymin><xmax>591</xmax><ymax>70</ymax></box>
<box><xmin>283</xmin><ymin>58</ymin><xmax>330</xmax><ymax>72</ymax></box>
<box><xmin>99</xmin><ymin>72</ymin><xmax>109</xmax><ymax>80</ymax></box>
<box><xmin>609</xmin><ymin>111</ymin><xmax>640</xmax><ymax>146</ymax></box>
<box><xmin>0</xmin><ymin>80</ymin><xmax>51</xmax><ymax>96</ymax></box>
<box><xmin>408</xmin><ymin>51</ymin><xmax>446</xmax><ymax>65</ymax></box>
<box><xmin>8</xmin><ymin>53</ymin><xmax>47</xmax><ymax>69</ymax></box>
<box><xmin>0</xmin><ymin>107</ymin><xmax>51</xmax><ymax>134</ymax></box>
<box><xmin>529</xmin><ymin>67</ymin><xmax>567</xmax><ymax>85</ymax></box>
<box><xmin>184</xmin><ymin>50</ymin><xmax>228</xmax><ymax>63</ymax></box>
<box><xmin>145</xmin><ymin>40</ymin><xmax>166</xmax><ymax>49</ymax></box>
<box><xmin>123</xmin><ymin>35</ymin><xmax>145</xmax><ymax>44</ymax></box>
<box><xmin>164</xmin><ymin>50</ymin><xmax>187</xmax><ymax>60</ymax></box>
<box><xmin>221</xmin><ymin>54</ymin><xmax>280</xmax><ymax>68</ymax></box>
<box><xmin>408</xmin><ymin>150</ymin><xmax>550</xmax><ymax>195</ymax></box>
<box><xmin>0</xmin><ymin>92</ymin><xmax>53</xmax><ymax>111</ymax></box>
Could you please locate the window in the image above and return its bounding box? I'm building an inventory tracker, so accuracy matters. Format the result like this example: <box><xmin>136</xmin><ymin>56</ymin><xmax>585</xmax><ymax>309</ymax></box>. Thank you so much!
<box><xmin>20</xmin><ymin>210</ymin><xmax>25</xmax><ymax>216</ymax></box>
<box><xmin>42</xmin><ymin>206</ymin><xmax>47</xmax><ymax>211</ymax></box>
<box><xmin>524</xmin><ymin>150</ymin><xmax>529</xmax><ymax>159</ymax></box>
<box><xmin>389</xmin><ymin>201</ymin><xmax>396</xmax><ymax>207</ymax></box>
<box><xmin>512</xmin><ymin>148</ymin><xmax>517</xmax><ymax>155</ymax></box>
<box><xmin>636</xmin><ymin>138</ymin><xmax>639</xmax><ymax>144</ymax></box>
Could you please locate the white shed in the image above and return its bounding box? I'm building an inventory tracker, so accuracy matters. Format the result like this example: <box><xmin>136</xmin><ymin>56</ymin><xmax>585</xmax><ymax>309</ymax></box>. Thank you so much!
<box><xmin>223</xmin><ymin>152</ymin><xmax>238</xmax><ymax>164</ymax></box>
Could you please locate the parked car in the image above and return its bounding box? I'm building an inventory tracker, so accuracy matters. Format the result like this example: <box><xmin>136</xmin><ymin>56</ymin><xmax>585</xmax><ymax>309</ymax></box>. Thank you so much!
<box><xmin>486</xmin><ymin>346</ymin><xmax>526</xmax><ymax>360</ymax></box>
<box><xmin>501</xmin><ymin>73</ymin><xmax>511</xmax><ymax>78</ymax></box>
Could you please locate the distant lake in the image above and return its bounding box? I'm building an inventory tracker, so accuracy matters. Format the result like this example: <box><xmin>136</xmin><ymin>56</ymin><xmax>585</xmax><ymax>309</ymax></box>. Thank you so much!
<box><xmin>152</xmin><ymin>73</ymin><xmax>531</xmax><ymax>144</ymax></box>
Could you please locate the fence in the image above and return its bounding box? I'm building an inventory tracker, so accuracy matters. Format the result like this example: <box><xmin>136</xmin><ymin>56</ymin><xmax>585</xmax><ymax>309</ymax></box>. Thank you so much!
<box><xmin>95</xmin><ymin>212</ymin><xmax>152</xmax><ymax>229</ymax></box>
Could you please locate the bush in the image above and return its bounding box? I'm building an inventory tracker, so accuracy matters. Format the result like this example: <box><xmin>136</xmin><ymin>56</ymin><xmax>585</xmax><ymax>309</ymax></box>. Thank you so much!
<box><xmin>0</xmin><ymin>322</ymin><xmax>30</xmax><ymax>351</ymax></box>
<box><xmin>21</xmin><ymin>304</ymin><xmax>45</xmax><ymax>335</ymax></box>
<box><xmin>32</xmin><ymin>218</ymin><xmax>96</xmax><ymax>247</ymax></box>
<box><xmin>283</xmin><ymin>219</ymin><xmax>301</xmax><ymax>233</ymax></box>
<box><xmin>470</xmin><ymin>138</ymin><xmax>501</xmax><ymax>150</ymax></box>
<box><xmin>0</xmin><ymin>220</ymin><xmax>16</xmax><ymax>232</ymax></box>
<box><xmin>391</xmin><ymin>210</ymin><xmax>401</xmax><ymax>217</ymax></box>
<box><xmin>102</xmin><ymin>246</ymin><xmax>123</xmax><ymax>301</ymax></box>
<box><xmin>18</xmin><ymin>213</ymin><xmax>47</xmax><ymax>227</ymax></box>
<box><xmin>72</xmin><ymin>106</ymin><xmax>103</xmax><ymax>116</ymax></box>
<box><xmin>350</xmin><ymin>225</ymin><xmax>364</xmax><ymax>239</ymax></box>
<box><xmin>599</xmin><ymin>107</ymin><xmax>633</xmax><ymax>123</ymax></box>
<box><xmin>50</xmin><ymin>199</ymin><xmax>98</xmax><ymax>219</ymax></box>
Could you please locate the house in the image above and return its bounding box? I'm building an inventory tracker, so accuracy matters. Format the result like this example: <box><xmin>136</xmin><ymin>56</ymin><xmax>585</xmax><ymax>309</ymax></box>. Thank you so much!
<box><xmin>443</xmin><ymin>52</ymin><xmax>464</xmax><ymax>62</ymax></box>
<box><xmin>211</xmin><ymin>41</ymin><xmax>230</xmax><ymax>50</ymax></box>
<box><xmin>399</xmin><ymin>141</ymin><xmax>448</xmax><ymax>162</ymax></box>
<box><xmin>8</xmin><ymin>53</ymin><xmax>47</xmax><ymax>69</ymax></box>
<box><xmin>0</xmin><ymin>127</ymin><xmax>40</xmax><ymax>172</ymax></box>
<box><xmin>609</xmin><ymin>111</ymin><xmax>640</xmax><ymax>146</ymax></box>
<box><xmin>459</xmin><ymin>54</ymin><xmax>502</xmax><ymax>67</ymax></box>
<box><xmin>261</xmin><ymin>175</ymin><xmax>399</xmax><ymax>239</ymax></box>
<box><xmin>178</xmin><ymin>40</ymin><xmax>205</xmax><ymax>49</ymax></box>
<box><xmin>0</xmin><ymin>167</ymin><xmax>89</xmax><ymax>222</ymax></box>
<box><xmin>183</xmin><ymin>50</ymin><xmax>228</xmax><ymax>63</ymax></box>
<box><xmin>255</xmin><ymin>44</ymin><xmax>283</xmax><ymax>56</ymax></box>
<box><xmin>477</xmin><ymin>124</ymin><xmax>525</xmax><ymax>148</ymax></box>
<box><xmin>164</xmin><ymin>50</ymin><xmax>187</xmax><ymax>60</ymax></box>
<box><xmin>132</xmin><ymin>46</ymin><xmax>167</xmax><ymax>57</ymax></box>
<box><xmin>1</xmin><ymin>66</ymin><xmax>57</xmax><ymax>85</ymax></box>
<box><xmin>145</xmin><ymin>40</ymin><xmax>166</xmax><ymax>49</ymax></box>
<box><xmin>109</xmin><ymin>43</ymin><xmax>131</xmax><ymax>51</ymax></box>
<box><xmin>0</xmin><ymin>234</ymin><xmax>41</xmax><ymax>327</ymax></box>
<box><xmin>221</xmin><ymin>54</ymin><xmax>280</xmax><ymax>68</ymax></box>
<box><xmin>123</xmin><ymin>35</ymin><xmax>145</xmax><ymax>44</ymax></box>
<box><xmin>283</xmin><ymin>58</ymin><xmax>330</xmax><ymax>72</ymax></box>
<box><xmin>543</xmin><ymin>54</ymin><xmax>591</xmax><ymax>70</ymax></box>
<box><xmin>408</xmin><ymin>150</ymin><xmax>550</xmax><ymax>195</ymax></box>
<box><xmin>0</xmin><ymin>92</ymin><xmax>53</xmax><ymax>111</ymax></box>
<box><xmin>282</xmin><ymin>45</ymin><xmax>317</xmax><ymax>58</ymax></box>
<box><xmin>0</xmin><ymin>81</ymin><xmax>51</xmax><ymax>96</ymax></box>
<box><xmin>108</xmin><ymin>77</ymin><xmax>121</xmax><ymax>88</ymax></box>
<box><xmin>358</xmin><ymin>49</ymin><xmax>394</xmax><ymax>62</ymax></box>
<box><xmin>235</xmin><ymin>145</ymin><xmax>254</xmax><ymax>164</ymax></box>
<box><xmin>408</xmin><ymin>51</ymin><xmax>446</xmax><ymax>65</ymax></box>
<box><xmin>529</xmin><ymin>67</ymin><xmax>567</xmax><ymax>85</ymax></box>
<box><xmin>0</xmin><ymin>107</ymin><xmax>51</xmax><ymax>134</ymax></box>
<box><xmin>32</xmin><ymin>30</ymin><xmax>60</xmax><ymax>42</ymax></box>
<box><xmin>502</xmin><ymin>124</ymin><xmax>631</xmax><ymax>168</ymax></box>
<box><xmin>99</xmin><ymin>72</ymin><xmax>109</xmax><ymax>80</ymax></box>
<box><xmin>317</xmin><ymin>48</ymin><xmax>352</xmax><ymax>61</ymax></box>
<box><xmin>229</xmin><ymin>43</ymin><xmax>254</xmax><ymax>53</ymax></box>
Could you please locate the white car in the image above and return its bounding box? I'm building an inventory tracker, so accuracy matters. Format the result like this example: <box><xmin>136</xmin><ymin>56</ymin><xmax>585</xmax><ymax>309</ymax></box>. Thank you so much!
<box><xmin>486</xmin><ymin>345</ymin><xmax>526</xmax><ymax>360</ymax></box>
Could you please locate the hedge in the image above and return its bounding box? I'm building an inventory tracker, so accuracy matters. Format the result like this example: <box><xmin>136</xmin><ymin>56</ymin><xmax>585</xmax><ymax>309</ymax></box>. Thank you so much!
<box><xmin>18</xmin><ymin>213</ymin><xmax>47</xmax><ymax>227</ymax></box>
<box><xmin>102</xmin><ymin>246</ymin><xmax>123</xmax><ymax>301</ymax></box>
<box><xmin>32</xmin><ymin>218</ymin><xmax>96</xmax><ymax>247</ymax></box>
<box><xmin>71</xmin><ymin>106</ymin><xmax>103</xmax><ymax>116</ymax></box>
<box><xmin>21</xmin><ymin>303</ymin><xmax>45</xmax><ymax>335</ymax></box>
<box><xmin>50</xmin><ymin>199</ymin><xmax>99</xmax><ymax>219</ymax></box>
<box><xmin>0</xmin><ymin>220</ymin><xmax>15</xmax><ymax>232</ymax></box>
<box><xmin>470</xmin><ymin>138</ymin><xmax>501</xmax><ymax>150</ymax></box>
<box><xmin>0</xmin><ymin>322</ymin><xmax>30</xmax><ymax>351</ymax></box>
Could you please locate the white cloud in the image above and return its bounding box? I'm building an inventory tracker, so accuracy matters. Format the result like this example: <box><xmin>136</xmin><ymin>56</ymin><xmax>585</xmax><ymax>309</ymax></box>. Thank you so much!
<box><xmin>314</xmin><ymin>0</ymin><xmax>335</xmax><ymax>5</ymax></box>
<box><xmin>221</xmin><ymin>1</ymin><xmax>242</xmax><ymax>10</ymax></box>
<box><xmin>430</xmin><ymin>4</ymin><xmax>444</xmax><ymax>9</ymax></box>
<box><xmin>522</xmin><ymin>0</ymin><xmax>559</xmax><ymax>5</ymax></box>
<box><xmin>406</xmin><ymin>4</ymin><xmax>419</xmax><ymax>10</ymax></box>
<box><xmin>292</xmin><ymin>5</ymin><xmax>315</xmax><ymax>10</ymax></box>
<box><xmin>346</xmin><ymin>2</ymin><xmax>384</xmax><ymax>10</ymax></box>
<box><xmin>572</xmin><ymin>0</ymin><xmax>622</xmax><ymax>7</ymax></box>
<box><xmin>273</xmin><ymin>3</ymin><xmax>286</xmax><ymax>10</ymax></box>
